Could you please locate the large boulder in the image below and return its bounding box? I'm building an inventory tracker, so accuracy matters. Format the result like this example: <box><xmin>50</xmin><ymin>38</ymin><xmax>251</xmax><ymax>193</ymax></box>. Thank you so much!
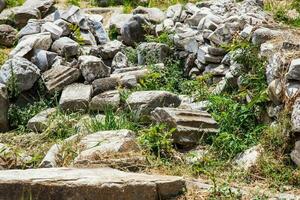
<box><xmin>127</xmin><ymin>91</ymin><xmax>181</xmax><ymax>117</ymax></box>
<box><xmin>90</xmin><ymin>90</ymin><xmax>120</xmax><ymax>111</ymax></box>
<box><xmin>0</xmin><ymin>84</ymin><xmax>8</xmax><ymax>132</ymax></box>
<box><xmin>0</xmin><ymin>167</ymin><xmax>185</xmax><ymax>200</ymax></box>
<box><xmin>51</xmin><ymin>37</ymin><xmax>79</xmax><ymax>57</ymax></box>
<box><xmin>151</xmin><ymin>107</ymin><xmax>218</xmax><ymax>147</ymax></box>
<box><xmin>78</xmin><ymin>55</ymin><xmax>111</xmax><ymax>83</ymax></box>
<box><xmin>0</xmin><ymin>57</ymin><xmax>40</xmax><ymax>92</ymax></box>
<box><xmin>59</xmin><ymin>83</ymin><xmax>93</xmax><ymax>112</ymax></box>
<box><xmin>0</xmin><ymin>24</ymin><xmax>17</xmax><ymax>47</ymax></box>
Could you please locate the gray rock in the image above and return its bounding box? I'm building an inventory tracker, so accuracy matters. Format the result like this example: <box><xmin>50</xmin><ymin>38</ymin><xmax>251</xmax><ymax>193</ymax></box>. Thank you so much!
<box><xmin>90</xmin><ymin>90</ymin><xmax>120</xmax><ymax>111</ymax></box>
<box><xmin>27</xmin><ymin>108</ymin><xmax>56</xmax><ymax>133</ymax></box>
<box><xmin>39</xmin><ymin>144</ymin><xmax>61</xmax><ymax>168</ymax></box>
<box><xmin>10</xmin><ymin>32</ymin><xmax>52</xmax><ymax>58</ymax></box>
<box><xmin>17</xmin><ymin>19</ymin><xmax>42</xmax><ymax>39</ymax></box>
<box><xmin>79</xmin><ymin>55</ymin><xmax>111</xmax><ymax>83</ymax></box>
<box><xmin>90</xmin><ymin>40</ymin><xmax>124</xmax><ymax>60</ymax></box>
<box><xmin>80</xmin><ymin>30</ymin><xmax>97</xmax><ymax>45</ymax></box>
<box><xmin>42</xmin><ymin>66</ymin><xmax>81</xmax><ymax>93</ymax></box>
<box><xmin>0</xmin><ymin>0</ymin><xmax>5</xmax><ymax>13</ymax></box>
<box><xmin>31</xmin><ymin>49</ymin><xmax>58</xmax><ymax>72</ymax></box>
<box><xmin>291</xmin><ymin>141</ymin><xmax>300</xmax><ymax>167</ymax></box>
<box><xmin>137</xmin><ymin>42</ymin><xmax>170</xmax><ymax>65</ymax></box>
<box><xmin>60</xmin><ymin>6</ymin><xmax>87</xmax><ymax>29</ymax></box>
<box><xmin>208</xmin><ymin>24</ymin><xmax>232</xmax><ymax>46</ymax></box>
<box><xmin>23</xmin><ymin>0</ymin><xmax>54</xmax><ymax>17</ymax></box>
<box><xmin>240</xmin><ymin>24</ymin><xmax>253</xmax><ymax>39</ymax></box>
<box><xmin>204</xmin><ymin>64</ymin><xmax>228</xmax><ymax>76</ymax></box>
<box><xmin>286</xmin><ymin>58</ymin><xmax>300</xmax><ymax>81</ymax></box>
<box><xmin>0</xmin><ymin>167</ymin><xmax>185</xmax><ymax>200</ymax></box>
<box><xmin>133</xmin><ymin>6</ymin><xmax>165</xmax><ymax>24</ymax></box>
<box><xmin>14</xmin><ymin>7</ymin><xmax>41</xmax><ymax>28</ymax></box>
<box><xmin>41</xmin><ymin>22</ymin><xmax>63</xmax><ymax>40</ymax></box>
<box><xmin>0</xmin><ymin>24</ymin><xmax>17</xmax><ymax>47</ymax></box>
<box><xmin>292</xmin><ymin>98</ymin><xmax>300</xmax><ymax>132</ymax></box>
<box><xmin>121</xmin><ymin>15</ymin><xmax>149</xmax><ymax>46</ymax></box>
<box><xmin>0</xmin><ymin>57</ymin><xmax>40</xmax><ymax>92</ymax></box>
<box><xmin>109</xmin><ymin>14</ymin><xmax>133</xmax><ymax>34</ymax></box>
<box><xmin>54</xmin><ymin>19</ymin><xmax>71</xmax><ymax>36</ymax></box>
<box><xmin>88</xmin><ymin>17</ymin><xmax>109</xmax><ymax>44</ymax></box>
<box><xmin>198</xmin><ymin>16</ymin><xmax>218</xmax><ymax>31</ymax></box>
<box><xmin>51</xmin><ymin>37</ymin><xmax>79</xmax><ymax>57</ymax></box>
<box><xmin>285</xmin><ymin>81</ymin><xmax>300</xmax><ymax>99</ymax></box>
<box><xmin>112</xmin><ymin>52</ymin><xmax>128</xmax><ymax>69</ymax></box>
<box><xmin>163</xmin><ymin>18</ymin><xmax>175</xmax><ymax>30</ymax></box>
<box><xmin>266</xmin><ymin>52</ymin><xmax>284</xmax><ymax>84</ymax></box>
<box><xmin>252</xmin><ymin>27</ymin><xmax>281</xmax><ymax>45</ymax></box>
<box><xmin>151</xmin><ymin>107</ymin><xmax>218</xmax><ymax>147</ymax></box>
<box><xmin>267</xmin><ymin>79</ymin><xmax>283</xmax><ymax>105</ymax></box>
<box><xmin>166</xmin><ymin>4</ymin><xmax>183</xmax><ymax>21</ymax></box>
<box><xmin>0</xmin><ymin>84</ymin><xmax>9</xmax><ymax>132</ymax></box>
<box><xmin>92</xmin><ymin>77</ymin><xmax>119</xmax><ymax>95</ymax></box>
<box><xmin>186</xmin><ymin>8</ymin><xmax>212</xmax><ymax>27</ymax></box>
<box><xmin>127</xmin><ymin>91</ymin><xmax>181</xmax><ymax>117</ymax></box>
<box><xmin>234</xmin><ymin>145</ymin><xmax>263</xmax><ymax>170</ymax></box>
<box><xmin>197</xmin><ymin>46</ymin><xmax>223</xmax><ymax>64</ymax></box>
<box><xmin>59</xmin><ymin>83</ymin><xmax>93</xmax><ymax>112</ymax></box>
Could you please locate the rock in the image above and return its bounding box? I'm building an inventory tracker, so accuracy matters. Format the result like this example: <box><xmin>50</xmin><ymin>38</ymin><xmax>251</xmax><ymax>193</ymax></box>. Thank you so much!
<box><xmin>234</xmin><ymin>145</ymin><xmax>263</xmax><ymax>170</ymax></box>
<box><xmin>267</xmin><ymin>79</ymin><xmax>283</xmax><ymax>105</ymax></box>
<box><xmin>31</xmin><ymin>49</ymin><xmax>58</xmax><ymax>72</ymax></box>
<box><xmin>166</xmin><ymin>4</ymin><xmax>183</xmax><ymax>21</ymax></box>
<box><xmin>121</xmin><ymin>15</ymin><xmax>149</xmax><ymax>46</ymax></box>
<box><xmin>292</xmin><ymin>98</ymin><xmax>300</xmax><ymax>132</ymax></box>
<box><xmin>0</xmin><ymin>167</ymin><xmax>185</xmax><ymax>200</ymax></box>
<box><xmin>88</xmin><ymin>17</ymin><xmax>108</xmax><ymax>44</ymax></box>
<box><xmin>286</xmin><ymin>59</ymin><xmax>300</xmax><ymax>81</ymax></box>
<box><xmin>109</xmin><ymin>14</ymin><xmax>133</xmax><ymax>34</ymax></box>
<box><xmin>60</xmin><ymin>6</ymin><xmax>87</xmax><ymax>29</ymax></box>
<box><xmin>41</xmin><ymin>22</ymin><xmax>63</xmax><ymax>40</ymax></box>
<box><xmin>23</xmin><ymin>0</ymin><xmax>54</xmax><ymax>17</ymax></box>
<box><xmin>78</xmin><ymin>55</ymin><xmax>111</xmax><ymax>83</ymax></box>
<box><xmin>14</xmin><ymin>7</ymin><xmax>41</xmax><ymax>28</ymax></box>
<box><xmin>0</xmin><ymin>57</ymin><xmax>40</xmax><ymax>92</ymax></box>
<box><xmin>266</xmin><ymin>52</ymin><xmax>284</xmax><ymax>84</ymax></box>
<box><xmin>286</xmin><ymin>81</ymin><xmax>300</xmax><ymax>99</ymax></box>
<box><xmin>127</xmin><ymin>91</ymin><xmax>181</xmax><ymax>117</ymax></box>
<box><xmin>80</xmin><ymin>30</ymin><xmax>97</xmax><ymax>45</ymax></box>
<box><xmin>133</xmin><ymin>6</ymin><xmax>165</xmax><ymax>23</ymax></box>
<box><xmin>208</xmin><ymin>24</ymin><xmax>232</xmax><ymax>46</ymax></box>
<box><xmin>0</xmin><ymin>84</ymin><xmax>8</xmax><ymax>132</ymax></box>
<box><xmin>59</xmin><ymin>83</ymin><xmax>93</xmax><ymax>112</ymax></box>
<box><xmin>291</xmin><ymin>141</ymin><xmax>300</xmax><ymax>167</ymax></box>
<box><xmin>54</xmin><ymin>19</ymin><xmax>71</xmax><ymax>36</ymax></box>
<box><xmin>90</xmin><ymin>90</ymin><xmax>120</xmax><ymax>111</ymax></box>
<box><xmin>112</xmin><ymin>52</ymin><xmax>128</xmax><ymax>69</ymax></box>
<box><xmin>251</xmin><ymin>27</ymin><xmax>281</xmax><ymax>45</ymax></box>
<box><xmin>75</xmin><ymin>129</ymin><xmax>139</xmax><ymax>161</ymax></box>
<box><xmin>0</xmin><ymin>24</ymin><xmax>17</xmax><ymax>47</ymax></box>
<box><xmin>39</xmin><ymin>144</ymin><xmax>61</xmax><ymax>168</ymax></box>
<box><xmin>51</xmin><ymin>37</ymin><xmax>79</xmax><ymax>57</ymax></box>
<box><xmin>111</xmin><ymin>69</ymin><xmax>149</xmax><ymax>85</ymax></box>
<box><xmin>137</xmin><ymin>42</ymin><xmax>170</xmax><ymax>65</ymax></box>
<box><xmin>151</xmin><ymin>107</ymin><xmax>218</xmax><ymax>147</ymax></box>
<box><xmin>186</xmin><ymin>8</ymin><xmax>212</xmax><ymax>27</ymax></box>
<box><xmin>240</xmin><ymin>24</ymin><xmax>253</xmax><ymax>39</ymax></box>
<box><xmin>17</xmin><ymin>19</ymin><xmax>42</xmax><ymax>39</ymax></box>
<box><xmin>27</xmin><ymin>108</ymin><xmax>56</xmax><ymax>133</ymax></box>
<box><xmin>92</xmin><ymin>77</ymin><xmax>119</xmax><ymax>95</ymax></box>
<box><xmin>0</xmin><ymin>0</ymin><xmax>5</xmax><ymax>13</ymax></box>
<box><xmin>197</xmin><ymin>46</ymin><xmax>223</xmax><ymax>64</ymax></box>
<box><xmin>90</xmin><ymin>40</ymin><xmax>124</xmax><ymax>60</ymax></box>
<box><xmin>42</xmin><ymin>66</ymin><xmax>81</xmax><ymax>93</ymax></box>
<box><xmin>10</xmin><ymin>32</ymin><xmax>52</xmax><ymax>58</ymax></box>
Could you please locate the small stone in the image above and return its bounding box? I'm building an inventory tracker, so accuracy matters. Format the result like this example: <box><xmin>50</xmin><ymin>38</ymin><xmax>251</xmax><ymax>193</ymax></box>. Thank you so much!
<box><xmin>51</xmin><ymin>37</ymin><xmax>79</xmax><ymax>57</ymax></box>
<box><xmin>39</xmin><ymin>144</ymin><xmax>61</xmax><ymax>168</ymax></box>
<box><xmin>59</xmin><ymin>83</ymin><xmax>93</xmax><ymax>112</ymax></box>
<box><xmin>240</xmin><ymin>25</ymin><xmax>253</xmax><ymax>39</ymax></box>
<box><xmin>41</xmin><ymin>22</ymin><xmax>63</xmax><ymax>40</ymax></box>
<box><xmin>0</xmin><ymin>24</ymin><xmax>17</xmax><ymax>47</ymax></box>
<box><xmin>234</xmin><ymin>145</ymin><xmax>263</xmax><ymax>170</ymax></box>
<box><xmin>286</xmin><ymin>59</ymin><xmax>300</xmax><ymax>81</ymax></box>
<box><xmin>112</xmin><ymin>52</ymin><xmax>128</xmax><ymax>69</ymax></box>
<box><xmin>27</xmin><ymin>108</ymin><xmax>56</xmax><ymax>133</ymax></box>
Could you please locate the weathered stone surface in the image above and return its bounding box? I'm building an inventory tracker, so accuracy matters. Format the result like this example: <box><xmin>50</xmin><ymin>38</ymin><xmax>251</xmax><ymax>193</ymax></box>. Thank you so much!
<box><xmin>112</xmin><ymin>52</ymin><xmax>128</xmax><ymax>69</ymax></box>
<box><xmin>80</xmin><ymin>30</ymin><xmax>97</xmax><ymax>45</ymax></box>
<box><xmin>51</xmin><ymin>37</ymin><xmax>79</xmax><ymax>57</ymax></box>
<box><xmin>0</xmin><ymin>24</ymin><xmax>17</xmax><ymax>47</ymax></box>
<box><xmin>54</xmin><ymin>19</ymin><xmax>71</xmax><ymax>36</ymax></box>
<box><xmin>59</xmin><ymin>83</ymin><xmax>93</xmax><ymax>112</ymax></box>
<box><xmin>14</xmin><ymin>7</ymin><xmax>41</xmax><ymax>28</ymax></box>
<box><xmin>31</xmin><ymin>49</ymin><xmax>57</xmax><ymax>72</ymax></box>
<box><xmin>0</xmin><ymin>0</ymin><xmax>5</xmax><ymax>13</ymax></box>
<box><xmin>90</xmin><ymin>90</ymin><xmax>120</xmax><ymax>111</ymax></box>
<box><xmin>166</xmin><ymin>4</ymin><xmax>183</xmax><ymax>21</ymax></box>
<box><xmin>109</xmin><ymin>13</ymin><xmax>133</xmax><ymax>34</ymax></box>
<box><xmin>17</xmin><ymin>19</ymin><xmax>42</xmax><ymax>38</ymax></box>
<box><xmin>0</xmin><ymin>167</ymin><xmax>185</xmax><ymax>200</ymax></box>
<box><xmin>286</xmin><ymin>59</ymin><xmax>300</xmax><ymax>81</ymax></box>
<box><xmin>252</xmin><ymin>27</ymin><xmax>281</xmax><ymax>45</ymax></box>
<box><xmin>87</xmin><ymin>17</ymin><xmax>109</xmax><ymax>44</ymax></box>
<box><xmin>79</xmin><ymin>55</ymin><xmax>111</xmax><ymax>83</ymax></box>
<box><xmin>127</xmin><ymin>91</ymin><xmax>181</xmax><ymax>117</ymax></box>
<box><xmin>41</xmin><ymin>22</ymin><xmax>63</xmax><ymax>40</ymax></box>
<box><xmin>23</xmin><ymin>0</ymin><xmax>54</xmax><ymax>17</ymax></box>
<box><xmin>39</xmin><ymin>144</ymin><xmax>61</xmax><ymax>168</ymax></box>
<box><xmin>291</xmin><ymin>141</ymin><xmax>300</xmax><ymax>167</ymax></box>
<box><xmin>133</xmin><ymin>6</ymin><xmax>165</xmax><ymax>23</ymax></box>
<box><xmin>137</xmin><ymin>42</ymin><xmax>170</xmax><ymax>65</ymax></box>
<box><xmin>27</xmin><ymin>108</ymin><xmax>56</xmax><ymax>133</ymax></box>
<box><xmin>267</xmin><ymin>79</ymin><xmax>283</xmax><ymax>105</ymax></box>
<box><xmin>0</xmin><ymin>57</ymin><xmax>40</xmax><ymax>92</ymax></box>
<box><xmin>234</xmin><ymin>145</ymin><xmax>263</xmax><ymax>170</ymax></box>
<box><xmin>10</xmin><ymin>32</ymin><xmax>52</xmax><ymax>58</ymax></box>
<box><xmin>42</xmin><ymin>66</ymin><xmax>81</xmax><ymax>93</ymax></box>
<box><xmin>75</xmin><ymin>129</ymin><xmax>139</xmax><ymax>161</ymax></box>
<box><xmin>151</xmin><ymin>107</ymin><xmax>218</xmax><ymax>147</ymax></box>
<box><xmin>292</xmin><ymin>98</ymin><xmax>300</xmax><ymax>132</ymax></box>
<box><xmin>0</xmin><ymin>84</ymin><xmax>8</xmax><ymax>132</ymax></box>
<box><xmin>92</xmin><ymin>77</ymin><xmax>119</xmax><ymax>95</ymax></box>
<box><xmin>90</xmin><ymin>40</ymin><xmax>124</xmax><ymax>60</ymax></box>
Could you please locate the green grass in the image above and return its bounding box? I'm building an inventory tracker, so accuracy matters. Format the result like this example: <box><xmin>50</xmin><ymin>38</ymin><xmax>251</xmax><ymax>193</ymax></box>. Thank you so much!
<box><xmin>68</xmin><ymin>0</ymin><xmax>81</xmax><ymax>6</ymax></box>
<box><xmin>5</xmin><ymin>0</ymin><xmax>25</xmax><ymax>8</ymax></box>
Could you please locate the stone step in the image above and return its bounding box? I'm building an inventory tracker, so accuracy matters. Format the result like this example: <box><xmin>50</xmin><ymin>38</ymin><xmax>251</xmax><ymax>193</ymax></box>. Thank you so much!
<box><xmin>0</xmin><ymin>167</ymin><xmax>185</xmax><ymax>200</ymax></box>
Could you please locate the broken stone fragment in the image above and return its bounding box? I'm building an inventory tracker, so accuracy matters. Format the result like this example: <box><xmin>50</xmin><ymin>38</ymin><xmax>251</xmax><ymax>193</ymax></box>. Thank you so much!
<box><xmin>41</xmin><ymin>21</ymin><xmax>63</xmax><ymax>40</ymax></box>
<box><xmin>14</xmin><ymin>7</ymin><xmax>41</xmax><ymax>28</ymax></box>
<box><xmin>92</xmin><ymin>77</ymin><xmax>119</xmax><ymax>95</ymax></box>
<box><xmin>151</xmin><ymin>107</ymin><xmax>218</xmax><ymax>147</ymax></box>
<box><xmin>90</xmin><ymin>40</ymin><xmax>124</xmax><ymax>60</ymax></box>
<box><xmin>137</xmin><ymin>42</ymin><xmax>170</xmax><ymax>65</ymax></box>
<box><xmin>80</xmin><ymin>30</ymin><xmax>97</xmax><ymax>45</ymax></box>
<box><xmin>133</xmin><ymin>6</ymin><xmax>166</xmax><ymax>24</ymax></box>
<box><xmin>286</xmin><ymin>59</ymin><xmax>300</xmax><ymax>81</ymax></box>
<box><xmin>54</xmin><ymin>19</ymin><xmax>71</xmax><ymax>36</ymax></box>
<box><xmin>51</xmin><ymin>37</ymin><xmax>79</xmax><ymax>57</ymax></box>
<box><xmin>17</xmin><ymin>19</ymin><xmax>42</xmax><ymax>39</ymax></box>
<box><xmin>90</xmin><ymin>90</ymin><xmax>120</xmax><ymax>111</ymax></box>
<box><xmin>267</xmin><ymin>79</ymin><xmax>283</xmax><ymax>105</ymax></box>
<box><xmin>112</xmin><ymin>52</ymin><xmax>128</xmax><ymax>69</ymax></box>
<box><xmin>59</xmin><ymin>83</ymin><xmax>93</xmax><ymax>112</ymax></box>
<box><xmin>39</xmin><ymin>143</ymin><xmax>61</xmax><ymax>168</ymax></box>
<box><xmin>27</xmin><ymin>108</ymin><xmax>56</xmax><ymax>133</ymax></box>
<box><xmin>291</xmin><ymin>141</ymin><xmax>300</xmax><ymax>167</ymax></box>
<box><xmin>0</xmin><ymin>24</ymin><xmax>17</xmax><ymax>47</ymax></box>
<box><xmin>0</xmin><ymin>84</ymin><xmax>9</xmax><ymax>132</ymax></box>
<box><xmin>251</xmin><ymin>27</ymin><xmax>281</xmax><ymax>45</ymax></box>
<box><xmin>31</xmin><ymin>49</ymin><xmax>58</xmax><ymax>72</ymax></box>
<box><xmin>234</xmin><ymin>145</ymin><xmax>263</xmax><ymax>170</ymax></box>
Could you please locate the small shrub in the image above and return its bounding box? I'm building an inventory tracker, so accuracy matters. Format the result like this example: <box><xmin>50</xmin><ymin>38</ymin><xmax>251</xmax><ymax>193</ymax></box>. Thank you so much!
<box><xmin>5</xmin><ymin>0</ymin><xmax>24</xmax><ymax>8</ymax></box>
<box><xmin>108</xmin><ymin>25</ymin><xmax>119</xmax><ymax>40</ymax></box>
<box><xmin>145</xmin><ymin>31</ymin><xmax>174</xmax><ymax>47</ymax></box>
<box><xmin>123</xmin><ymin>47</ymin><xmax>138</xmax><ymax>64</ymax></box>
<box><xmin>68</xmin><ymin>0</ymin><xmax>80</xmax><ymax>6</ymax></box>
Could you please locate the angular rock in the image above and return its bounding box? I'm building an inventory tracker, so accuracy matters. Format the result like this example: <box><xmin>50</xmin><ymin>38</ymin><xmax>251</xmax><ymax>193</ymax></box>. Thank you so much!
<box><xmin>54</xmin><ymin>19</ymin><xmax>71</xmax><ymax>36</ymax></box>
<box><xmin>23</xmin><ymin>0</ymin><xmax>54</xmax><ymax>17</ymax></box>
<box><xmin>0</xmin><ymin>167</ymin><xmax>185</xmax><ymax>200</ymax></box>
<box><xmin>234</xmin><ymin>145</ymin><xmax>263</xmax><ymax>170</ymax></box>
<box><xmin>80</xmin><ymin>30</ymin><xmax>97</xmax><ymax>45</ymax></box>
<box><xmin>42</xmin><ymin>66</ymin><xmax>81</xmax><ymax>93</ymax></box>
<box><xmin>17</xmin><ymin>19</ymin><xmax>42</xmax><ymax>39</ymax></box>
<box><xmin>137</xmin><ymin>42</ymin><xmax>170</xmax><ymax>65</ymax></box>
<box><xmin>39</xmin><ymin>144</ymin><xmax>61</xmax><ymax>168</ymax></box>
<box><xmin>0</xmin><ymin>57</ymin><xmax>40</xmax><ymax>92</ymax></box>
<box><xmin>59</xmin><ymin>83</ymin><xmax>93</xmax><ymax>112</ymax></box>
<box><xmin>112</xmin><ymin>52</ymin><xmax>128</xmax><ymax>69</ymax></box>
<box><xmin>92</xmin><ymin>77</ymin><xmax>119</xmax><ymax>95</ymax></box>
<box><xmin>0</xmin><ymin>24</ymin><xmax>17</xmax><ymax>47</ymax></box>
<box><xmin>51</xmin><ymin>37</ymin><xmax>79</xmax><ymax>57</ymax></box>
<box><xmin>90</xmin><ymin>90</ymin><xmax>120</xmax><ymax>111</ymax></box>
<box><xmin>0</xmin><ymin>84</ymin><xmax>8</xmax><ymax>132</ymax></box>
<box><xmin>267</xmin><ymin>79</ymin><xmax>283</xmax><ymax>105</ymax></box>
<box><xmin>31</xmin><ymin>49</ymin><xmax>58</xmax><ymax>72</ymax></box>
<box><xmin>252</xmin><ymin>27</ymin><xmax>281</xmax><ymax>45</ymax></box>
<box><xmin>27</xmin><ymin>108</ymin><xmax>56</xmax><ymax>133</ymax></box>
<box><xmin>286</xmin><ymin>58</ymin><xmax>300</xmax><ymax>81</ymax></box>
<box><xmin>208</xmin><ymin>24</ymin><xmax>232</xmax><ymax>46</ymax></box>
<box><xmin>127</xmin><ymin>91</ymin><xmax>181</xmax><ymax>117</ymax></box>
<box><xmin>151</xmin><ymin>107</ymin><xmax>218</xmax><ymax>147</ymax></box>
<box><xmin>87</xmin><ymin>17</ymin><xmax>109</xmax><ymax>44</ymax></box>
<box><xmin>109</xmin><ymin>13</ymin><xmax>133</xmax><ymax>34</ymax></box>
<box><xmin>14</xmin><ymin>7</ymin><xmax>41</xmax><ymax>28</ymax></box>
<box><xmin>166</xmin><ymin>4</ymin><xmax>183</xmax><ymax>21</ymax></box>
<box><xmin>90</xmin><ymin>40</ymin><xmax>124</xmax><ymax>60</ymax></box>
<box><xmin>79</xmin><ymin>55</ymin><xmax>111</xmax><ymax>83</ymax></box>
<box><xmin>292</xmin><ymin>98</ymin><xmax>300</xmax><ymax>132</ymax></box>
<box><xmin>197</xmin><ymin>46</ymin><xmax>223</xmax><ymax>64</ymax></box>
<box><xmin>41</xmin><ymin>22</ymin><xmax>63</xmax><ymax>40</ymax></box>
<box><xmin>291</xmin><ymin>141</ymin><xmax>300</xmax><ymax>167</ymax></box>
<box><xmin>0</xmin><ymin>0</ymin><xmax>5</xmax><ymax>13</ymax></box>
<box><xmin>133</xmin><ymin>6</ymin><xmax>165</xmax><ymax>23</ymax></box>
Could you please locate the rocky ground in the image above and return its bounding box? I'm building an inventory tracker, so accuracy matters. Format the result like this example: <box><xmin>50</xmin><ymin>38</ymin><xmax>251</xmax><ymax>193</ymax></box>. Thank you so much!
<box><xmin>0</xmin><ymin>0</ymin><xmax>300</xmax><ymax>199</ymax></box>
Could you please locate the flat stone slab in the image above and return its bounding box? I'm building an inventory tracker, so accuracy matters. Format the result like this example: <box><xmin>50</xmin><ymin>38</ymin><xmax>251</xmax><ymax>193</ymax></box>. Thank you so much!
<box><xmin>0</xmin><ymin>167</ymin><xmax>185</xmax><ymax>200</ymax></box>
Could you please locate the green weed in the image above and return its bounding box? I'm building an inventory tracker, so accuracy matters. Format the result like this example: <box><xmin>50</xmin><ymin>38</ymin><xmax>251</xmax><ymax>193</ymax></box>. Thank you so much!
<box><xmin>5</xmin><ymin>0</ymin><xmax>24</xmax><ymax>8</ymax></box>
<box><xmin>68</xmin><ymin>0</ymin><xmax>80</xmax><ymax>6</ymax></box>
<box><xmin>69</xmin><ymin>24</ymin><xmax>85</xmax><ymax>45</ymax></box>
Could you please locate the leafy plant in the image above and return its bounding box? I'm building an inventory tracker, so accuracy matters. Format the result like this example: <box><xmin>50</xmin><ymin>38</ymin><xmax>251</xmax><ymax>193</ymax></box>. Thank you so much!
<box><xmin>5</xmin><ymin>0</ymin><xmax>24</xmax><ymax>8</ymax></box>
<box><xmin>145</xmin><ymin>31</ymin><xmax>174</xmax><ymax>47</ymax></box>
<box><xmin>69</xmin><ymin>24</ymin><xmax>85</xmax><ymax>45</ymax></box>
<box><xmin>68</xmin><ymin>0</ymin><xmax>80</xmax><ymax>6</ymax></box>
<box><xmin>6</xmin><ymin>66</ymin><xmax>20</xmax><ymax>100</ymax></box>
<box><xmin>108</xmin><ymin>25</ymin><xmax>119</xmax><ymax>40</ymax></box>
<box><xmin>0</xmin><ymin>49</ymin><xmax>8</xmax><ymax>66</ymax></box>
